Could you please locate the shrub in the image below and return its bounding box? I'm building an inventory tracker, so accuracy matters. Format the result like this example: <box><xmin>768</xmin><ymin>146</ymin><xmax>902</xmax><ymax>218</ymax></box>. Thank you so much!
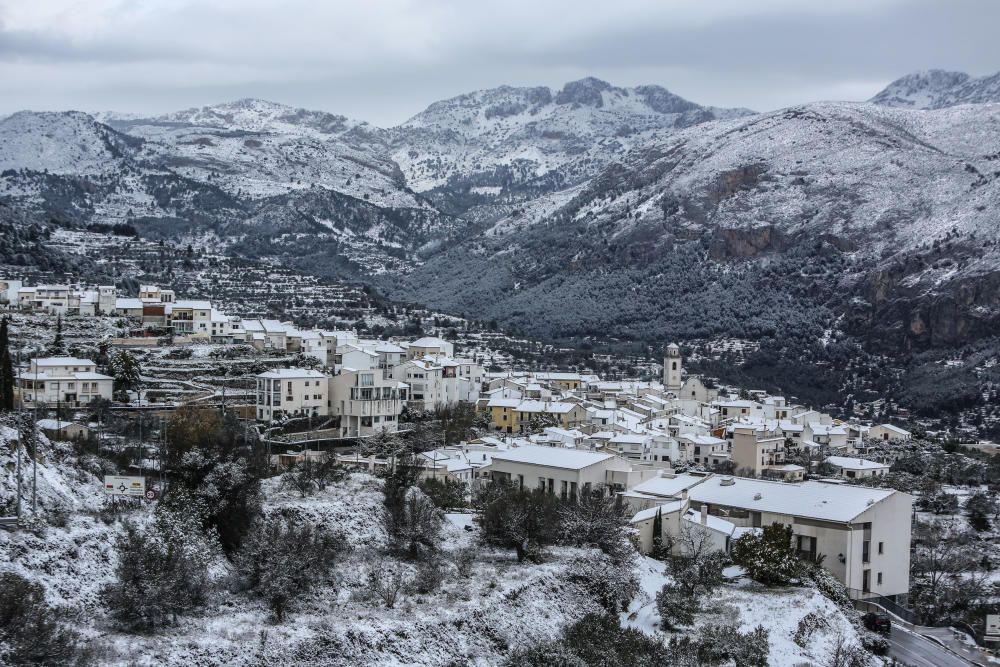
<box><xmin>365</xmin><ymin>559</ymin><xmax>407</xmax><ymax>609</ymax></box>
<box><xmin>557</xmin><ymin>487</ymin><xmax>634</xmax><ymax>564</ymax></box>
<box><xmin>0</xmin><ymin>572</ymin><xmax>86</xmax><ymax>666</ymax></box>
<box><xmin>696</xmin><ymin>623</ymin><xmax>770</xmax><ymax>667</ymax></box>
<box><xmin>730</xmin><ymin>523</ymin><xmax>804</xmax><ymax>586</ymax></box>
<box><xmin>568</xmin><ymin>552</ymin><xmax>638</xmax><ymax>613</ymax></box>
<box><xmin>475</xmin><ymin>481</ymin><xmax>561</xmax><ymax>562</ymax></box>
<box><xmin>384</xmin><ymin>487</ymin><xmax>444</xmax><ymax>561</ymax></box>
<box><xmin>234</xmin><ymin>515</ymin><xmax>347</xmax><ymax>621</ymax></box>
<box><xmin>656</xmin><ymin>582</ymin><xmax>699</xmax><ymax>630</ymax></box>
<box><xmin>104</xmin><ymin>506</ymin><xmax>214</xmax><ymax>631</ymax></box>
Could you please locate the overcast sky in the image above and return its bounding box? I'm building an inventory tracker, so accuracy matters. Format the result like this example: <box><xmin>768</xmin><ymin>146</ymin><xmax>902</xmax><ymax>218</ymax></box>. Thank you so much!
<box><xmin>1</xmin><ymin>0</ymin><xmax>998</xmax><ymax>126</ymax></box>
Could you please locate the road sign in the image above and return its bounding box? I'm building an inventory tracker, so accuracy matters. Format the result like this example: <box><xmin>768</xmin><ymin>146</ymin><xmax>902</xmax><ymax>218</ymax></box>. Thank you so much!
<box><xmin>144</xmin><ymin>489</ymin><xmax>157</xmax><ymax>501</ymax></box>
<box><xmin>103</xmin><ymin>475</ymin><xmax>146</xmax><ymax>497</ymax></box>
<box><xmin>987</xmin><ymin>614</ymin><xmax>1000</xmax><ymax>642</ymax></box>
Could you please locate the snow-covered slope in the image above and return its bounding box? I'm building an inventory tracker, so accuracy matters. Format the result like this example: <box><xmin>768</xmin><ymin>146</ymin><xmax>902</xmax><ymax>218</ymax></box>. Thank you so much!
<box><xmin>389</xmin><ymin>77</ymin><xmax>752</xmax><ymax>194</ymax></box>
<box><xmin>871</xmin><ymin>69</ymin><xmax>1000</xmax><ymax>109</ymax></box>
<box><xmin>393</xmin><ymin>101</ymin><xmax>1000</xmax><ymax>348</ymax></box>
<box><xmin>103</xmin><ymin>99</ymin><xmax>425</xmax><ymax>209</ymax></box>
<box><xmin>0</xmin><ymin>111</ymin><xmax>142</xmax><ymax>176</ymax></box>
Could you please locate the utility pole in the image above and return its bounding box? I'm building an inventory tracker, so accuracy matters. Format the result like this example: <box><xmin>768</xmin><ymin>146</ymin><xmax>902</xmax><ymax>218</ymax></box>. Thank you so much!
<box><xmin>32</xmin><ymin>360</ymin><xmax>38</xmax><ymax>514</ymax></box>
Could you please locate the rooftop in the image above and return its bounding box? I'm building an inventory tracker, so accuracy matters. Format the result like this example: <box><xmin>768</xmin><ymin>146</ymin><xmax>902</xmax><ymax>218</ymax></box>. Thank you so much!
<box><xmin>491</xmin><ymin>445</ymin><xmax>615</xmax><ymax>470</ymax></box>
<box><xmin>689</xmin><ymin>476</ymin><xmax>899</xmax><ymax>523</ymax></box>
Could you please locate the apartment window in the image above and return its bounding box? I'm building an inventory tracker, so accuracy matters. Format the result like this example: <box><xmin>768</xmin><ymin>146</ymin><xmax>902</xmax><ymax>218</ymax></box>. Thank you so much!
<box><xmin>878</xmin><ymin>541</ymin><xmax>884</xmax><ymax>555</ymax></box>
<box><xmin>360</xmin><ymin>373</ymin><xmax>374</xmax><ymax>387</ymax></box>
<box><xmin>862</xmin><ymin>540</ymin><xmax>871</xmax><ymax>564</ymax></box>
<box><xmin>877</xmin><ymin>572</ymin><xmax>883</xmax><ymax>586</ymax></box>
<box><xmin>862</xmin><ymin>569</ymin><xmax>871</xmax><ymax>593</ymax></box>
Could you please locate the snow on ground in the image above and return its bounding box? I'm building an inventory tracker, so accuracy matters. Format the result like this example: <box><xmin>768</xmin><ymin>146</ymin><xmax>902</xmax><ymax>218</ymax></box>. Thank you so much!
<box><xmin>623</xmin><ymin>556</ymin><xmax>880</xmax><ymax>666</ymax></box>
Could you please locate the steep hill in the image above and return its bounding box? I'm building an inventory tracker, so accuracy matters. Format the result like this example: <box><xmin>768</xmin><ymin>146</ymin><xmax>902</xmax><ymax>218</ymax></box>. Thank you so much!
<box><xmin>388</xmin><ymin>77</ymin><xmax>752</xmax><ymax>213</ymax></box>
<box><xmin>391</xmin><ymin>101</ymin><xmax>1000</xmax><ymax>352</ymax></box>
<box><xmin>871</xmin><ymin>69</ymin><xmax>1000</xmax><ymax>109</ymax></box>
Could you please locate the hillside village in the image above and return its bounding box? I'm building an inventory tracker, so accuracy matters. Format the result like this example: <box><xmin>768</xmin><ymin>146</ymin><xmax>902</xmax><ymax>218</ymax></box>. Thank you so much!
<box><xmin>6</xmin><ymin>275</ymin><xmax>999</xmax><ymax>665</ymax></box>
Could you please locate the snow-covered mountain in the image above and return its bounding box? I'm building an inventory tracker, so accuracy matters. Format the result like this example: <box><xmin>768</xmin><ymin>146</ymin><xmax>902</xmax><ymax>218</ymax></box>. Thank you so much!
<box><xmin>392</xmin><ymin>101</ymin><xmax>1000</xmax><ymax>350</ymax></box>
<box><xmin>870</xmin><ymin>69</ymin><xmax>1000</xmax><ymax>109</ymax></box>
<box><xmin>0</xmin><ymin>110</ymin><xmax>143</xmax><ymax>175</ymax></box>
<box><xmin>100</xmin><ymin>99</ymin><xmax>425</xmax><ymax>209</ymax></box>
<box><xmin>388</xmin><ymin>77</ymin><xmax>752</xmax><ymax>199</ymax></box>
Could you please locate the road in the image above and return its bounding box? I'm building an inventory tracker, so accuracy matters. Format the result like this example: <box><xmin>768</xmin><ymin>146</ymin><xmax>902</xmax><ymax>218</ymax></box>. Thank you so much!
<box><xmin>888</xmin><ymin>627</ymin><xmax>974</xmax><ymax>667</ymax></box>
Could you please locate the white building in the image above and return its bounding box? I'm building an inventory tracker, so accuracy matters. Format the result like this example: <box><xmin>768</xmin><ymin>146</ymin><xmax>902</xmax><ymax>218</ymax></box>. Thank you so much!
<box><xmin>255</xmin><ymin>368</ymin><xmax>329</xmax><ymax>422</ymax></box>
<box><xmin>869</xmin><ymin>424</ymin><xmax>912</xmax><ymax>443</ymax></box>
<box><xmin>488</xmin><ymin>446</ymin><xmax>635</xmax><ymax>498</ymax></box>
<box><xmin>824</xmin><ymin>456</ymin><xmax>890</xmax><ymax>480</ymax></box>
<box><xmin>328</xmin><ymin>369</ymin><xmax>408</xmax><ymax>437</ymax></box>
<box><xmin>15</xmin><ymin>357</ymin><xmax>113</xmax><ymax>408</ymax></box>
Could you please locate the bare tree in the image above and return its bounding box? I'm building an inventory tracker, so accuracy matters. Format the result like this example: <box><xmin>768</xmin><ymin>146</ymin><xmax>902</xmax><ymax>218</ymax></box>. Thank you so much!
<box><xmin>366</xmin><ymin>559</ymin><xmax>407</xmax><ymax>609</ymax></box>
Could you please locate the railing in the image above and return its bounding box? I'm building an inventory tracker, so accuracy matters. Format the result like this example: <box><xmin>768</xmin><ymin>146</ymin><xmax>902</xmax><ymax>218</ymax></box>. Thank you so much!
<box><xmin>849</xmin><ymin>590</ymin><xmax>918</xmax><ymax>624</ymax></box>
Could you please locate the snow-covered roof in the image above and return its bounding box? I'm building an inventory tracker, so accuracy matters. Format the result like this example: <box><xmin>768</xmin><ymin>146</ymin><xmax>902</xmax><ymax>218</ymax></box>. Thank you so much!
<box><xmin>174</xmin><ymin>299</ymin><xmax>212</xmax><ymax>310</ymax></box>
<box><xmin>115</xmin><ymin>297</ymin><xmax>143</xmax><ymax>309</ymax></box>
<box><xmin>877</xmin><ymin>424</ymin><xmax>911</xmax><ymax>436</ymax></box>
<box><xmin>491</xmin><ymin>445</ymin><xmax>615</xmax><ymax>470</ymax></box>
<box><xmin>256</xmin><ymin>368</ymin><xmax>328</xmax><ymax>379</ymax></box>
<box><xmin>33</xmin><ymin>357</ymin><xmax>95</xmax><ymax>366</ymax></box>
<box><xmin>36</xmin><ymin>419</ymin><xmax>77</xmax><ymax>430</ymax></box>
<box><xmin>630</xmin><ymin>500</ymin><xmax>684</xmax><ymax>523</ymax></box>
<box><xmin>825</xmin><ymin>456</ymin><xmax>889</xmax><ymax>471</ymax></box>
<box><xmin>626</xmin><ymin>473</ymin><xmax>710</xmax><ymax>499</ymax></box>
<box><xmin>410</xmin><ymin>337</ymin><xmax>449</xmax><ymax>348</ymax></box>
<box><xmin>689</xmin><ymin>477</ymin><xmax>898</xmax><ymax>523</ymax></box>
<box><xmin>683</xmin><ymin>508</ymin><xmax>736</xmax><ymax>536</ymax></box>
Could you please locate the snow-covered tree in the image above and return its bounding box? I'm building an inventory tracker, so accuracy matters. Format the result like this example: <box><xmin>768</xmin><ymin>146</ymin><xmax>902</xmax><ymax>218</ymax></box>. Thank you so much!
<box><xmin>730</xmin><ymin>522</ymin><xmax>803</xmax><ymax>586</ymax></box>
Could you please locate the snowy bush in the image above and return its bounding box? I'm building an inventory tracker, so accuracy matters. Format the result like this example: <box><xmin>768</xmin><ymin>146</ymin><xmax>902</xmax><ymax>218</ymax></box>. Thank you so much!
<box><xmin>0</xmin><ymin>571</ymin><xmax>86</xmax><ymax>666</ymax></box>
<box><xmin>730</xmin><ymin>523</ymin><xmax>804</xmax><ymax>586</ymax></box>
<box><xmin>384</xmin><ymin>486</ymin><xmax>444</xmax><ymax>561</ymax></box>
<box><xmin>567</xmin><ymin>551</ymin><xmax>638</xmax><ymax>613</ymax></box>
<box><xmin>655</xmin><ymin>582</ymin><xmax>699</xmax><ymax>630</ymax></box>
<box><xmin>557</xmin><ymin>487</ymin><xmax>634</xmax><ymax>564</ymax></box>
<box><xmin>234</xmin><ymin>515</ymin><xmax>347</xmax><ymax>621</ymax></box>
<box><xmin>365</xmin><ymin>558</ymin><xmax>408</xmax><ymax>609</ymax></box>
<box><xmin>696</xmin><ymin>623</ymin><xmax>770</xmax><ymax>667</ymax></box>
<box><xmin>475</xmin><ymin>480</ymin><xmax>560</xmax><ymax>562</ymax></box>
<box><xmin>104</xmin><ymin>506</ymin><xmax>215</xmax><ymax>631</ymax></box>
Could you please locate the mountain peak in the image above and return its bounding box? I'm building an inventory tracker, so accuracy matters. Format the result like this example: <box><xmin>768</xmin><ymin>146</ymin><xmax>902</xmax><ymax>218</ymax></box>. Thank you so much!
<box><xmin>870</xmin><ymin>69</ymin><xmax>1000</xmax><ymax>109</ymax></box>
<box><xmin>555</xmin><ymin>77</ymin><xmax>617</xmax><ymax>107</ymax></box>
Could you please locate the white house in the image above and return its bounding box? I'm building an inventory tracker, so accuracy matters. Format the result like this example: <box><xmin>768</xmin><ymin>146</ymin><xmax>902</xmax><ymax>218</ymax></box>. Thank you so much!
<box><xmin>869</xmin><ymin>424</ymin><xmax>912</xmax><ymax>443</ymax></box>
<box><xmin>328</xmin><ymin>369</ymin><xmax>408</xmax><ymax>437</ymax></box>
<box><xmin>824</xmin><ymin>456</ymin><xmax>890</xmax><ymax>480</ymax></box>
<box><xmin>688</xmin><ymin>476</ymin><xmax>912</xmax><ymax>600</ymax></box>
<box><xmin>488</xmin><ymin>446</ymin><xmax>634</xmax><ymax>498</ymax></box>
<box><xmin>15</xmin><ymin>357</ymin><xmax>113</xmax><ymax>408</ymax></box>
<box><xmin>255</xmin><ymin>368</ymin><xmax>329</xmax><ymax>422</ymax></box>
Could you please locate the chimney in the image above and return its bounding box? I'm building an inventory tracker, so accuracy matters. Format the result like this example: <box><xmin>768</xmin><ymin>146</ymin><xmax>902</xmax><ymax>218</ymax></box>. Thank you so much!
<box><xmin>700</xmin><ymin>504</ymin><xmax>708</xmax><ymax>526</ymax></box>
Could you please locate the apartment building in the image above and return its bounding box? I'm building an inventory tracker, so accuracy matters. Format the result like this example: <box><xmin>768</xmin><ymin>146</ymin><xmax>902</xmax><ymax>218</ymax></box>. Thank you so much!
<box><xmin>255</xmin><ymin>368</ymin><xmax>329</xmax><ymax>421</ymax></box>
<box><xmin>15</xmin><ymin>357</ymin><xmax>113</xmax><ymax>408</ymax></box>
<box><xmin>328</xmin><ymin>369</ymin><xmax>408</xmax><ymax>437</ymax></box>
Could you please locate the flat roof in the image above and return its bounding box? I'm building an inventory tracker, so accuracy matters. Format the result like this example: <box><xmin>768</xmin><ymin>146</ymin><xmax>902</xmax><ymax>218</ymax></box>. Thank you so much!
<box><xmin>689</xmin><ymin>476</ymin><xmax>898</xmax><ymax>523</ymax></box>
<box><xmin>825</xmin><ymin>456</ymin><xmax>889</xmax><ymax>470</ymax></box>
<box><xmin>491</xmin><ymin>445</ymin><xmax>614</xmax><ymax>470</ymax></box>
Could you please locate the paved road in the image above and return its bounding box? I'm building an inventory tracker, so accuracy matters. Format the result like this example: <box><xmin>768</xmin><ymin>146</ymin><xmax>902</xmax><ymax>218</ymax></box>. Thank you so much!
<box><xmin>888</xmin><ymin>627</ymin><xmax>973</xmax><ymax>667</ymax></box>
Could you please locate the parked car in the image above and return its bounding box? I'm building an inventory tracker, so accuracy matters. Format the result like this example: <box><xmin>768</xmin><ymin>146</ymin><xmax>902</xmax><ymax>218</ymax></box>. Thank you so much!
<box><xmin>863</xmin><ymin>612</ymin><xmax>891</xmax><ymax>635</ymax></box>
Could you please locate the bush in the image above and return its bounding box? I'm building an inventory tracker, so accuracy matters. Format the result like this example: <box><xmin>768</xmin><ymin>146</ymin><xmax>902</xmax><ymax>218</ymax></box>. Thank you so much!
<box><xmin>384</xmin><ymin>487</ymin><xmax>444</xmax><ymax>561</ymax></box>
<box><xmin>568</xmin><ymin>553</ymin><xmax>638</xmax><ymax>613</ymax></box>
<box><xmin>234</xmin><ymin>515</ymin><xmax>347</xmax><ymax>621</ymax></box>
<box><xmin>419</xmin><ymin>477</ymin><xmax>468</xmax><ymax>511</ymax></box>
<box><xmin>475</xmin><ymin>481</ymin><xmax>561</xmax><ymax>562</ymax></box>
<box><xmin>557</xmin><ymin>487</ymin><xmax>634</xmax><ymax>564</ymax></box>
<box><xmin>365</xmin><ymin>559</ymin><xmax>407</xmax><ymax>609</ymax></box>
<box><xmin>696</xmin><ymin>624</ymin><xmax>770</xmax><ymax>667</ymax></box>
<box><xmin>104</xmin><ymin>506</ymin><xmax>214</xmax><ymax>631</ymax></box>
<box><xmin>0</xmin><ymin>572</ymin><xmax>86</xmax><ymax>666</ymax></box>
<box><xmin>730</xmin><ymin>523</ymin><xmax>804</xmax><ymax>586</ymax></box>
<box><xmin>656</xmin><ymin>582</ymin><xmax>699</xmax><ymax>630</ymax></box>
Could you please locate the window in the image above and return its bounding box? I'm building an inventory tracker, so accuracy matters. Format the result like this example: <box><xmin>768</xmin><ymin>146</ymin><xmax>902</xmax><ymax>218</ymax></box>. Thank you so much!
<box><xmin>878</xmin><ymin>541</ymin><xmax>884</xmax><ymax>555</ymax></box>
<box><xmin>862</xmin><ymin>540</ymin><xmax>870</xmax><ymax>563</ymax></box>
<box><xmin>862</xmin><ymin>569</ymin><xmax>871</xmax><ymax>593</ymax></box>
<box><xmin>877</xmin><ymin>572</ymin><xmax>883</xmax><ymax>586</ymax></box>
<box><xmin>671</xmin><ymin>362</ymin><xmax>677</xmax><ymax>370</ymax></box>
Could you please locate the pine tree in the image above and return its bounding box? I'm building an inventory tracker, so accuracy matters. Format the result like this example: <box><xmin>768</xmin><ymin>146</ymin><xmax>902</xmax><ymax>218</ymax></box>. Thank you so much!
<box><xmin>651</xmin><ymin>507</ymin><xmax>663</xmax><ymax>554</ymax></box>
<box><xmin>47</xmin><ymin>315</ymin><xmax>66</xmax><ymax>356</ymax></box>
<box><xmin>0</xmin><ymin>318</ymin><xmax>11</xmax><ymax>411</ymax></box>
